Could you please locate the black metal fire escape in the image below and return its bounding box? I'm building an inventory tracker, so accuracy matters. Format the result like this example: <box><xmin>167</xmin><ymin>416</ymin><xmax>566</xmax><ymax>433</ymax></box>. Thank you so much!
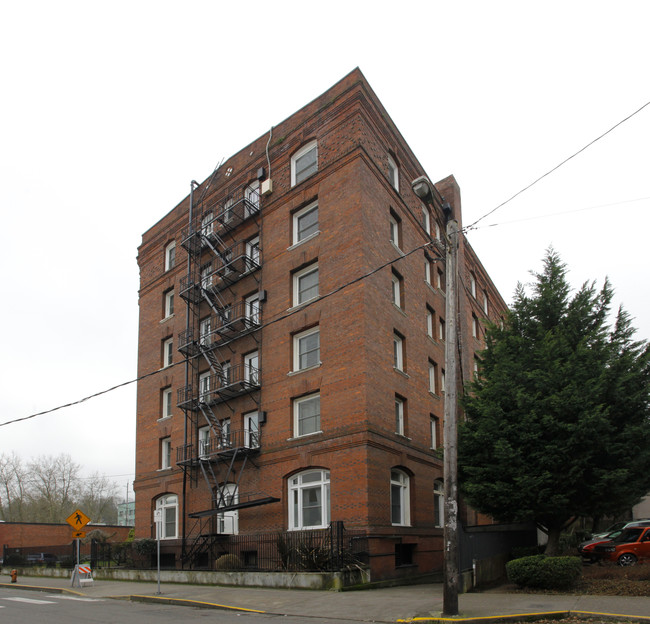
<box><xmin>176</xmin><ymin>183</ymin><xmax>278</xmax><ymax>568</ymax></box>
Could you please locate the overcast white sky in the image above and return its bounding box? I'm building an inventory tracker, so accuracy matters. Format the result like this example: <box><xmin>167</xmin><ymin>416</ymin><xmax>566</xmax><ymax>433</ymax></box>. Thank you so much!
<box><xmin>1</xmin><ymin>1</ymin><xmax>648</xmax><ymax>496</ymax></box>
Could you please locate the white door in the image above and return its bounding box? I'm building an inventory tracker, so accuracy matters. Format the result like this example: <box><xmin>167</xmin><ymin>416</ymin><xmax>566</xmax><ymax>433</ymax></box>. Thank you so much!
<box><xmin>217</xmin><ymin>483</ymin><xmax>238</xmax><ymax>534</ymax></box>
<box><xmin>244</xmin><ymin>352</ymin><xmax>259</xmax><ymax>385</ymax></box>
<box><xmin>244</xmin><ymin>411</ymin><xmax>260</xmax><ymax>449</ymax></box>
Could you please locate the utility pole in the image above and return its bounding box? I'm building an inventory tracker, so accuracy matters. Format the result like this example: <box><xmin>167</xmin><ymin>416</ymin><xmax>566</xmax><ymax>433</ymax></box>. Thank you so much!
<box><xmin>443</xmin><ymin>218</ymin><xmax>459</xmax><ymax>617</ymax></box>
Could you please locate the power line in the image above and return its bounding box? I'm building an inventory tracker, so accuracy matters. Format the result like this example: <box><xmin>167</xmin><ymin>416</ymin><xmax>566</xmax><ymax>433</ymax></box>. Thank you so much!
<box><xmin>465</xmin><ymin>98</ymin><xmax>650</xmax><ymax>231</ymax></box>
<box><xmin>0</xmin><ymin>240</ymin><xmax>442</xmax><ymax>430</ymax></box>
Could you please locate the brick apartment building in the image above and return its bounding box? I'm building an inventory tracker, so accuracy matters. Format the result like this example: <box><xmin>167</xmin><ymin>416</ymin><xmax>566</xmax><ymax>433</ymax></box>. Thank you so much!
<box><xmin>134</xmin><ymin>68</ymin><xmax>507</xmax><ymax>581</ymax></box>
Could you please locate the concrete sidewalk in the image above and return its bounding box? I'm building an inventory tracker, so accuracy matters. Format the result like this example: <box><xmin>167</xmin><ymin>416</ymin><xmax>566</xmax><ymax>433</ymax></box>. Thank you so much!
<box><xmin>2</xmin><ymin>574</ymin><xmax>650</xmax><ymax>622</ymax></box>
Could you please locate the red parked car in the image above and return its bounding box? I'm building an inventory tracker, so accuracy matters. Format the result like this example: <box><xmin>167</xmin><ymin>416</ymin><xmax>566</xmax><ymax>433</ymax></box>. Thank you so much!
<box><xmin>593</xmin><ymin>525</ymin><xmax>650</xmax><ymax>566</ymax></box>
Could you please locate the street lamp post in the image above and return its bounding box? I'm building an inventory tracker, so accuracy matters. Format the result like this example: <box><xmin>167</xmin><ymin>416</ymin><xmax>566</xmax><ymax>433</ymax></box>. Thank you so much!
<box><xmin>412</xmin><ymin>176</ymin><xmax>460</xmax><ymax>617</ymax></box>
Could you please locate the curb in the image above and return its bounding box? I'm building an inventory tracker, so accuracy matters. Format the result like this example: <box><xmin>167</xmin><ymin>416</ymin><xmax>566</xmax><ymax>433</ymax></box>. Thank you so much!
<box><xmin>127</xmin><ymin>594</ymin><xmax>266</xmax><ymax>613</ymax></box>
<box><xmin>0</xmin><ymin>582</ymin><xmax>85</xmax><ymax>597</ymax></box>
<box><xmin>399</xmin><ymin>611</ymin><xmax>650</xmax><ymax>624</ymax></box>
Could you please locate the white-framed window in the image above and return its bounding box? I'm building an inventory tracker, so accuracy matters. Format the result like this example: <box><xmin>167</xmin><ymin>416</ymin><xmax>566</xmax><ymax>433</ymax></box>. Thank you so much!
<box><xmin>294</xmin><ymin>393</ymin><xmax>321</xmax><ymax>437</ymax></box>
<box><xmin>244</xmin><ymin>411</ymin><xmax>260</xmax><ymax>449</ymax></box>
<box><xmin>429</xmin><ymin>360</ymin><xmax>437</xmax><ymax>394</ymax></box>
<box><xmin>161</xmin><ymin>437</ymin><xmax>172</xmax><ymax>470</ymax></box>
<box><xmin>472</xmin><ymin>314</ymin><xmax>479</xmax><ymax>338</ymax></box>
<box><xmin>483</xmin><ymin>290</ymin><xmax>489</xmax><ymax>315</ymax></box>
<box><xmin>161</xmin><ymin>387</ymin><xmax>173</xmax><ymax>420</ymax></box>
<box><xmin>293</xmin><ymin>201</ymin><xmax>319</xmax><ymax>244</ymax></box>
<box><xmin>474</xmin><ymin>356</ymin><xmax>480</xmax><ymax>378</ymax></box>
<box><xmin>199</xmin><ymin>371</ymin><xmax>211</xmax><ymax>402</ymax></box>
<box><xmin>223</xmin><ymin>196</ymin><xmax>234</xmax><ymax>223</ymax></box>
<box><xmin>245</xmin><ymin>292</ymin><xmax>260</xmax><ymax>325</ymax></box>
<box><xmin>426</xmin><ymin>306</ymin><xmax>434</xmax><ymax>338</ymax></box>
<box><xmin>389</xmin><ymin>213</ymin><xmax>401</xmax><ymax>249</ymax></box>
<box><xmin>422</xmin><ymin>207</ymin><xmax>431</xmax><ymax>235</ymax></box>
<box><xmin>201</xmin><ymin>211</ymin><xmax>214</xmax><ymax>237</ymax></box>
<box><xmin>289</xmin><ymin>469</ymin><xmax>330</xmax><ymax>530</ymax></box>
<box><xmin>435</xmin><ymin>221</ymin><xmax>441</xmax><ymax>241</ymax></box>
<box><xmin>430</xmin><ymin>416</ymin><xmax>439</xmax><ymax>449</ymax></box>
<box><xmin>424</xmin><ymin>257</ymin><xmax>432</xmax><ymax>285</ymax></box>
<box><xmin>390</xmin><ymin>469</ymin><xmax>410</xmax><ymax>526</ymax></box>
<box><xmin>244</xmin><ymin>351</ymin><xmax>259</xmax><ymax>385</ymax></box>
<box><xmin>246</xmin><ymin>236</ymin><xmax>260</xmax><ymax>266</ymax></box>
<box><xmin>391</xmin><ymin>270</ymin><xmax>403</xmax><ymax>308</ymax></box>
<box><xmin>245</xmin><ymin>181</ymin><xmax>260</xmax><ymax>215</ymax></box>
<box><xmin>394</xmin><ymin>396</ymin><xmax>405</xmax><ymax>436</ymax></box>
<box><xmin>155</xmin><ymin>494</ymin><xmax>178</xmax><ymax>539</ymax></box>
<box><xmin>294</xmin><ymin>326</ymin><xmax>320</xmax><ymax>371</ymax></box>
<box><xmin>217</xmin><ymin>483</ymin><xmax>239</xmax><ymax>534</ymax></box>
<box><xmin>219</xmin><ymin>362</ymin><xmax>231</xmax><ymax>388</ymax></box>
<box><xmin>393</xmin><ymin>332</ymin><xmax>404</xmax><ymax>371</ymax></box>
<box><xmin>164</xmin><ymin>290</ymin><xmax>174</xmax><ymax>319</ymax></box>
<box><xmin>293</xmin><ymin>263</ymin><xmax>319</xmax><ymax>306</ymax></box>
<box><xmin>470</xmin><ymin>272</ymin><xmax>477</xmax><ymax>298</ymax></box>
<box><xmin>434</xmin><ymin>479</ymin><xmax>444</xmax><ymax>528</ymax></box>
<box><xmin>199</xmin><ymin>317</ymin><xmax>212</xmax><ymax>347</ymax></box>
<box><xmin>437</xmin><ymin>269</ymin><xmax>445</xmax><ymax>292</ymax></box>
<box><xmin>163</xmin><ymin>337</ymin><xmax>173</xmax><ymax>368</ymax></box>
<box><xmin>198</xmin><ymin>426</ymin><xmax>210</xmax><ymax>459</ymax></box>
<box><xmin>201</xmin><ymin>262</ymin><xmax>213</xmax><ymax>289</ymax></box>
<box><xmin>388</xmin><ymin>154</ymin><xmax>399</xmax><ymax>191</ymax></box>
<box><xmin>439</xmin><ymin>317</ymin><xmax>445</xmax><ymax>342</ymax></box>
<box><xmin>441</xmin><ymin>369</ymin><xmax>446</xmax><ymax>394</ymax></box>
<box><xmin>217</xmin><ymin>418</ymin><xmax>231</xmax><ymax>448</ymax></box>
<box><xmin>291</xmin><ymin>141</ymin><xmax>318</xmax><ymax>187</ymax></box>
<box><xmin>165</xmin><ymin>241</ymin><xmax>176</xmax><ymax>271</ymax></box>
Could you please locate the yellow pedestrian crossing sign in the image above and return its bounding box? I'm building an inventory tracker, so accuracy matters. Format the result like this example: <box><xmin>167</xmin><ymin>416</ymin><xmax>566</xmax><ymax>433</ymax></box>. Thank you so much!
<box><xmin>66</xmin><ymin>509</ymin><xmax>91</xmax><ymax>530</ymax></box>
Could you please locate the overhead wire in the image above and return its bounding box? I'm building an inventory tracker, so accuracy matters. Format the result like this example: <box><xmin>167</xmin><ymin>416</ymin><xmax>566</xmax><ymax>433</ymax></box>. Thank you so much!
<box><xmin>465</xmin><ymin>98</ymin><xmax>650</xmax><ymax>232</ymax></box>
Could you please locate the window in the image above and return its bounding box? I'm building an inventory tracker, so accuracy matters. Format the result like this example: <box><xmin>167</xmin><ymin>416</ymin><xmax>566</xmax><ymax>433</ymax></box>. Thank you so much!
<box><xmin>424</xmin><ymin>256</ymin><xmax>432</xmax><ymax>285</ymax></box>
<box><xmin>429</xmin><ymin>360</ymin><xmax>437</xmax><ymax>394</ymax></box>
<box><xmin>293</xmin><ymin>201</ymin><xmax>319</xmax><ymax>244</ymax></box>
<box><xmin>435</xmin><ymin>221</ymin><xmax>441</xmax><ymax>241</ymax></box>
<box><xmin>391</xmin><ymin>270</ymin><xmax>403</xmax><ymax>308</ymax></box>
<box><xmin>436</xmin><ymin>269</ymin><xmax>445</xmax><ymax>292</ymax></box>
<box><xmin>199</xmin><ymin>371</ymin><xmax>211</xmax><ymax>402</ymax></box>
<box><xmin>393</xmin><ymin>332</ymin><xmax>404</xmax><ymax>371</ymax></box>
<box><xmin>198</xmin><ymin>426</ymin><xmax>210</xmax><ymax>458</ymax></box>
<box><xmin>388</xmin><ymin>154</ymin><xmax>399</xmax><ymax>191</ymax></box>
<box><xmin>390</xmin><ymin>469</ymin><xmax>410</xmax><ymax>526</ymax></box>
<box><xmin>201</xmin><ymin>211</ymin><xmax>214</xmax><ymax>237</ymax></box>
<box><xmin>470</xmin><ymin>272</ymin><xmax>477</xmax><ymax>298</ymax></box>
<box><xmin>394</xmin><ymin>396</ymin><xmax>405</xmax><ymax>436</ymax></box>
<box><xmin>472</xmin><ymin>314</ymin><xmax>479</xmax><ymax>338</ymax></box>
<box><xmin>244</xmin><ymin>351</ymin><xmax>259</xmax><ymax>385</ymax></box>
<box><xmin>294</xmin><ymin>393</ymin><xmax>321</xmax><ymax>437</ymax></box>
<box><xmin>426</xmin><ymin>306</ymin><xmax>434</xmax><ymax>338</ymax></box>
<box><xmin>165</xmin><ymin>241</ymin><xmax>176</xmax><ymax>271</ymax></box>
<box><xmin>199</xmin><ymin>317</ymin><xmax>212</xmax><ymax>347</ymax></box>
<box><xmin>219</xmin><ymin>418</ymin><xmax>231</xmax><ymax>448</ymax></box>
<box><xmin>441</xmin><ymin>369</ymin><xmax>446</xmax><ymax>394</ymax></box>
<box><xmin>219</xmin><ymin>362</ymin><xmax>231</xmax><ymax>387</ymax></box>
<box><xmin>245</xmin><ymin>293</ymin><xmax>260</xmax><ymax>325</ymax></box>
<box><xmin>246</xmin><ymin>236</ymin><xmax>260</xmax><ymax>267</ymax></box>
<box><xmin>223</xmin><ymin>196</ymin><xmax>234</xmax><ymax>223</ymax></box>
<box><xmin>291</xmin><ymin>141</ymin><xmax>318</xmax><ymax>186</ymax></box>
<box><xmin>163</xmin><ymin>337</ymin><xmax>173</xmax><ymax>368</ymax></box>
<box><xmin>161</xmin><ymin>387</ymin><xmax>173</xmax><ymax>420</ymax></box>
<box><xmin>430</xmin><ymin>415</ymin><xmax>439</xmax><ymax>449</ymax></box>
<box><xmin>217</xmin><ymin>483</ymin><xmax>238</xmax><ymax>534</ymax></box>
<box><xmin>155</xmin><ymin>494</ymin><xmax>178</xmax><ymax>539</ymax></box>
<box><xmin>434</xmin><ymin>479</ymin><xmax>444</xmax><ymax>528</ymax></box>
<box><xmin>422</xmin><ymin>207</ymin><xmax>431</xmax><ymax>235</ymax></box>
<box><xmin>245</xmin><ymin>181</ymin><xmax>260</xmax><ymax>215</ymax></box>
<box><xmin>389</xmin><ymin>212</ymin><xmax>401</xmax><ymax>249</ymax></box>
<box><xmin>164</xmin><ymin>290</ymin><xmax>174</xmax><ymax>319</ymax></box>
<box><xmin>244</xmin><ymin>411</ymin><xmax>260</xmax><ymax>449</ymax></box>
<box><xmin>293</xmin><ymin>263</ymin><xmax>319</xmax><ymax>306</ymax></box>
<box><xmin>160</xmin><ymin>437</ymin><xmax>172</xmax><ymax>470</ymax></box>
<box><xmin>439</xmin><ymin>317</ymin><xmax>445</xmax><ymax>341</ymax></box>
<box><xmin>201</xmin><ymin>262</ymin><xmax>213</xmax><ymax>289</ymax></box>
<box><xmin>289</xmin><ymin>469</ymin><xmax>330</xmax><ymax>530</ymax></box>
<box><xmin>483</xmin><ymin>290</ymin><xmax>489</xmax><ymax>315</ymax></box>
<box><xmin>294</xmin><ymin>326</ymin><xmax>320</xmax><ymax>371</ymax></box>
<box><xmin>474</xmin><ymin>356</ymin><xmax>480</xmax><ymax>378</ymax></box>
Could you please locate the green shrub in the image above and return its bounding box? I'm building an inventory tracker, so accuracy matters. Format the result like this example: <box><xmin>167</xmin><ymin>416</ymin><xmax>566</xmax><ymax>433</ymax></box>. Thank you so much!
<box><xmin>507</xmin><ymin>555</ymin><xmax>582</xmax><ymax>590</ymax></box>
<box><xmin>215</xmin><ymin>553</ymin><xmax>242</xmax><ymax>570</ymax></box>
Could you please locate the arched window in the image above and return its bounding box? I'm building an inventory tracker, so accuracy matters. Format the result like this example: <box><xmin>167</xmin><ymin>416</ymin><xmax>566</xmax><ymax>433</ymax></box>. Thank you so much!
<box><xmin>390</xmin><ymin>469</ymin><xmax>410</xmax><ymax>526</ymax></box>
<box><xmin>288</xmin><ymin>469</ymin><xmax>330</xmax><ymax>530</ymax></box>
<box><xmin>434</xmin><ymin>479</ymin><xmax>444</xmax><ymax>528</ymax></box>
<box><xmin>155</xmin><ymin>494</ymin><xmax>178</xmax><ymax>539</ymax></box>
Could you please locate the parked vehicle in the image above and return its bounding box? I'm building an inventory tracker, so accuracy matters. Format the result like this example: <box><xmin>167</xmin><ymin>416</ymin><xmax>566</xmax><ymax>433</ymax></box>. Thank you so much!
<box><xmin>578</xmin><ymin>521</ymin><xmax>650</xmax><ymax>563</ymax></box>
<box><xmin>25</xmin><ymin>553</ymin><xmax>58</xmax><ymax>566</ymax></box>
<box><xmin>593</xmin><ymin>525</ymin><xmax>650</xmax><ymax>566</ymax></box>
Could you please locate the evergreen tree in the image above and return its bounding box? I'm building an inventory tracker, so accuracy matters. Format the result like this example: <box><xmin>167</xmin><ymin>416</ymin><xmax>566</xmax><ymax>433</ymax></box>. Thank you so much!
<box><xmin>459</xmin><ymin>249</ymin><xmax>650</xmax><ymax>554</ymax></box>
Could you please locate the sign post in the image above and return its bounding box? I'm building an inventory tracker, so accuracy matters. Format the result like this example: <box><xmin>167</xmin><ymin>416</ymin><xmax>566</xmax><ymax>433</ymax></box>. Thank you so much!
<box><xmin>154</xmin><ymin>509</ymin><xmax>162</xmax><ymax>595</ymax></box>
<box><xmin>66</xmin><ymin>509</ymin><xmax>91</xmax><ymax>588</ymax></box>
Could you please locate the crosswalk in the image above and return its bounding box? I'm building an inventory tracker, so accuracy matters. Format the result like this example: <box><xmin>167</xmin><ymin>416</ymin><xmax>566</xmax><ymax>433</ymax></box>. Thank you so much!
<box><xmin>0</xmin><ymin>594</ymin><xmax>104</xmax><ymax>607</ymax></box>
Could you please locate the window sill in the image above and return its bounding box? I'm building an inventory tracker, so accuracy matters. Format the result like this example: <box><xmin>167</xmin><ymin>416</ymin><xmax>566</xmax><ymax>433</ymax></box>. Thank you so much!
<box><xmin>392</xmin><ymin>303</ymin><xmax>407</xmax><ymax>317</ymax></box>
<box><xmin>288</xmin><ymin>231</ymin><xmax>320</xmax><ymax>251</ymax></box>
<box><xmin>157</xmin><ymin>467</ymin><xmax>173</xmax><ymax>472</ymax></box>
<box><xmin>395</xmin><ymin>433</ymin><xmax>412</xmax><ymax>441</ymax></box>
<box><xmin>157</xmin><ymin>416</ymin><xmax>172</xmax><ymax>422</ymax></box>
<box><xmin>390</xmin><ymin>242</ymin><xmax>405</xmax><ymax>256</ymax></box>
<box><xmin>287</xmin><ymin>431</ymin><xmax>323</xmax><ymax>442</ymax></box>
<box><xmin>288</xmin><ymin>363</ymin><xmax>322</xmax><ymax>376</ymax></box>
<box><xmin>393</xmin><ymin>368</ymin><xmax>410</xmax><ymax>379</ymax></box>
<box><xmin>160</xmin><ymin>314</ymin><xmax>175</xmax><ymax>323</ymax></box>
<box><xmin>287</xmin><ymin>297</ymin><xmax>319</xmax><ymax>312</ymax></box>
